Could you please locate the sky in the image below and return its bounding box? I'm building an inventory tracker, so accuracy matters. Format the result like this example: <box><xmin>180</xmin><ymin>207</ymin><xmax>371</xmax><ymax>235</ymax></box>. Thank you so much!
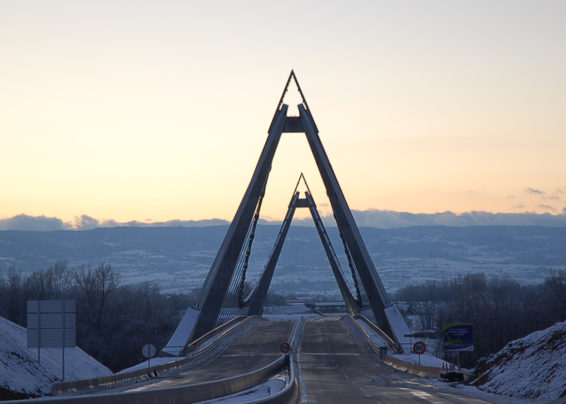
<box><xmin>1</xmin><ymin>1</ymin><xmax>565</xmax><ymax>225</ymax></box>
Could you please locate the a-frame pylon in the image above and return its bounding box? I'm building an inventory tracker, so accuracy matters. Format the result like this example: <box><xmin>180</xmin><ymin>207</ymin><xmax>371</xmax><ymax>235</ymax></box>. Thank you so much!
<box><xmin>244</xmin><ymin>173</ymin><xmax>362</xmax><ymax>317</ymax></box>
<box><xmin>163</xmin><ymin>72</ymin><xmax>399</xmax><ymax>356</ymax></box>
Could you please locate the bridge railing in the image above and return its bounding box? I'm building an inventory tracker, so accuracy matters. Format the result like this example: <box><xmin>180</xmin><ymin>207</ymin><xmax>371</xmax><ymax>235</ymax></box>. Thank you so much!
<box><xmin>350</xmin><ymin>314</ymin><xmax>403</xmax><ymax>354</ymax></box>
<box><xmin>50</xmin><ymin>315</ymin><xmax>257</xmax><ymax>396</ymax></box>
<box><xmin>383</xmin><ymin>355</ymin><xmax>441</xmax><ymax>379</ymax></box>
<box><xmin>39</xmin><ymin>317</ymin><xmax>304</xmax><ymax>404</ymax></box>
<box><xmin>249</xmin><ymin>316</ymin><xmax>304</xmax><ymax>404</ymax></box>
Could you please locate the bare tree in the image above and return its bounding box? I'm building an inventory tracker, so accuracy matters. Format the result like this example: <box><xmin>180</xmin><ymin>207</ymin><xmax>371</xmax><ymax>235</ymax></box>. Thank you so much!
<box><xmin>73</xmin><ymin>263</ymin><xmax>119</xmax><ymax>328</ymax></box>
<box><xmin>546</xmin><ymin>269</ymin><xmax>566</xmax><ymax>305</ymax></box>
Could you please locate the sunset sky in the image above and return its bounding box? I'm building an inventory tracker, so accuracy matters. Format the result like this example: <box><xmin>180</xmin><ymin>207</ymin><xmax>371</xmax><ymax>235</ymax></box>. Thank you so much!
<box><xmin>2</xmin><ymin>1</ymin><xmax>565</xmax><ymax>225</ymax></box>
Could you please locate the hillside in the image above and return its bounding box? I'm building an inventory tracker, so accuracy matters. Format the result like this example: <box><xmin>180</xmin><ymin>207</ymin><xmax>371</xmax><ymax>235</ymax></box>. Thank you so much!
<box><xmin>1</xmin><ymin>225</ymin><xmax>565</xmax><ymax>295</ymax></box>
<box><xmin>469</xmin><ymin>321</ymin><xmax>566</xmax><ymax>402</ymax></box>
<box><xmin>0</xmin><ymin>315</ymin><xmax>112</xmax><ymax>400</ymax></box>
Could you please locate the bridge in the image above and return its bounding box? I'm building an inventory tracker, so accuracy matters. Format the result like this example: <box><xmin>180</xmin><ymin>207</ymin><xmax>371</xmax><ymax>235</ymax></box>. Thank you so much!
<box><xmin>15</xmin><ymin>73</ymin><xmax>495</xmax><ymax>403</ymax></box>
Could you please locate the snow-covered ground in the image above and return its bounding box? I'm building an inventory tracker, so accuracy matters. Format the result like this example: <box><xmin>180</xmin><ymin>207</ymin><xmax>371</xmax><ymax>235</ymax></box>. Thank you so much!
<box><xmin>0</xmin><ymin>315</ymin><xmax>112</xmax><ymax>398</ymax></box>
<box><xmin>196</xmin><ymin>373</ymin><xmax>286</xmax><ymax>403</ymax></box>
<box><xmin>117</xmin><ymin>357</ymin><xmax>183</xmax><ymax>374</ymax></box>
<box><xmin>358</xmin><ymin>316</ymin><xmax>450</xmax><ymax>368</ymax></box>
<box><xmin>360</xmin><ymin>311</ymin><xmax>566</xmax><ymax>403</ymax></box>
<box><xmin>469</xmin><ymin>321</ymin><xmax>566</xmax><ymax>403</ymax></box>
<box><xmin>385</xmin><ymin>304</ymin><xmax>412</xmax><ymax>347</ymax></box>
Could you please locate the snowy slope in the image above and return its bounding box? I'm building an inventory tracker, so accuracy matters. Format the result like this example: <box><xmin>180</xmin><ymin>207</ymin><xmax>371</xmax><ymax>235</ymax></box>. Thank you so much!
<box><xmin>469</xmin><ymin>321</ymin><xmax>566</xmax><ymax>402</ymax></box>
<box><xmin>0</xmin><ymin>315</ymin><xmax>112</xmax><ymax>398</ymax></box>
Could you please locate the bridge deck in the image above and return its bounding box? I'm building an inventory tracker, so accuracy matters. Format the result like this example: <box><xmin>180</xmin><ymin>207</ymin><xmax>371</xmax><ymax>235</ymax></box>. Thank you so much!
<box><xmin>127</xmin><ymin>319</ymin><xmax>293</xmax><ymax>392</ymax></box>
<box><xmin>298</xmin><ymin>316</ymin><xmax>492</xmax><ymax>404</ymax></box>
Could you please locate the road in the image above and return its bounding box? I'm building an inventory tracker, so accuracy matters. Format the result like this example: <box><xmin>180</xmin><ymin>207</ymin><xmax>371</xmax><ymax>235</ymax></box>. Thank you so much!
<box><xmin>298</xmin><ymin>316</ymin><xmax>494</xmax><ymax>404</ymax></box>
<box><xmin>126</xmin><ymin>318</ymin><xmax>293</xmax><ymax>392</ymax></box>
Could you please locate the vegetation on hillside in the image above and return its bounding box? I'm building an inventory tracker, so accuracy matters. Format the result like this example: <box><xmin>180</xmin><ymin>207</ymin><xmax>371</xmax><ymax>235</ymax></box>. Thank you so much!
<box><xmin>395</xmin><ymin>271</ymin><xmax>566</xmax><ymax>367</ymax></box>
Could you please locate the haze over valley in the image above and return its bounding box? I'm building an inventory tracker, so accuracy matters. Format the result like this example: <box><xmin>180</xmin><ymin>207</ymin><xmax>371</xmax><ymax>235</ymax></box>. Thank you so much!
<box><xmin>2</xmin><ymin>223</ymin><xmax>564</xmax><ymax>297</ymax></box>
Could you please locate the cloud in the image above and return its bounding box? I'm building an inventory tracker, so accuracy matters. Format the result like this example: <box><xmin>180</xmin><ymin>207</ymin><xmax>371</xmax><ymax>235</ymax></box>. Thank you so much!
<box><xmin>73</xmin><ymin>215</ymin><xmax>101</xmax><ymax>230</ymax></box>
<box><xmin>0</xmin><ymin>214</ymin><xmax>67</xmax><ymax>231</ymax></box>
<box><xmin>346</xmin><ymin>209</ymin><xmax>566</xmax><ymax>228</ymax></box>
<box><xmin>544</xmin><ymin>194</ymin><xmax>561</xmax><ymax>201</ymax></box>
<box><xmin>525</xmin><ymin>187</ymin><xmax>544</xmax><ymax>195</ymax></box>
<box><xmin>2</xmin><ymin>210</ymin><xmax>566</xmax><ymax>231</ymax></box>
<box><xmin>538</xmin><ymin>204</ymin><xmax>557</xmax><ymax>212</ymax></box>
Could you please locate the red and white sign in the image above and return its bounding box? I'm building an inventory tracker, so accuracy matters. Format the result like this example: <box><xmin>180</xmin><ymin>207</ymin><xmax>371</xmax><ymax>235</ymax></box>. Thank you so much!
<box><xmin>279</xmin><ymin>342</ymin><xmax>291</xmax><ymax>354</ymax></box>
<box><xmin>413</xmin><ymin>341</ymin><xmax>426</xmax><ymax>355</ymax></box>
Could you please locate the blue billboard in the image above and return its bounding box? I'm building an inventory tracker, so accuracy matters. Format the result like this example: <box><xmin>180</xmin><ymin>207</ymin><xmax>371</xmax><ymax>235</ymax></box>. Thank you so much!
<box><xmin>443</xmin><ymin>323</ymin><xmax>474</xmax><ymax>352</ymax></box>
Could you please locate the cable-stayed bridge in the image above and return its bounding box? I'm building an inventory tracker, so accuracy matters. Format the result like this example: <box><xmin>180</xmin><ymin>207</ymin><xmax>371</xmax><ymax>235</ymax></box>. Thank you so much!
<box><xmin>163</xmin><ymin>71</ymin><xmax>405</xmax><ymax>355</ymax></box>
<box><xmin>16</xmin><ymin>73</ymin><xmax>494</xmax><ymax>404</ymax></box>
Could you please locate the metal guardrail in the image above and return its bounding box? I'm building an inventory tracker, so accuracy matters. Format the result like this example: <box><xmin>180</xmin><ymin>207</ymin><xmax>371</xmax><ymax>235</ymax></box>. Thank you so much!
<box><xmin>37</xmin><ymin>317</ymin><xmax>303</xmax><ymax>404</ymax></box>
<box><xmin>347</xmin><ymin>315</ymin><xmax>442</xmax><ymax>380</ymax></box>
<box><xmin>15</xmin><ymin>355</ymin><xmax>289</xmax><ymax>404</ymax></box>
<box><xmin>251</xmin><ymin>316</ymin><xmax>304</xmax><ymax>404</ymax></box>
<box><xmin>349</xmin><ymin>315</ymin><xmax>402</xmax><ymax>354</ymax></box>
<box><xmin>383</xmin><ymin>355</ymin><xmax>441</xmax><ymax>379</ymax></box>
<box><xmin>287</xmin><ymin>316</ymin><xmax>305</xmax><ymax>356</ymax></box>
<box><xmin>50</xmin><ymin>315</ymin><xmax>257</xmax><ymax>396</ymax></box>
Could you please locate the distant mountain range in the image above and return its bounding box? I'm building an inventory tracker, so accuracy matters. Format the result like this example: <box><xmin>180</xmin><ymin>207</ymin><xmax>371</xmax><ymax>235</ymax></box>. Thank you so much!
<box><xmin>2</xmin><ymin>209</ymin><xmax>566</xmax><ymax>231</ymax></box>
<box><xmin>1</xmin><ymin>225</ymin><xmax>565</xmax><ymax>297</ymax></box>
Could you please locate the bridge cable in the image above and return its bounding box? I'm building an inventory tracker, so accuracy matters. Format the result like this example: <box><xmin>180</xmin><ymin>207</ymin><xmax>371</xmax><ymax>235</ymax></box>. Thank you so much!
<box><xmin>217</xmin><ymin>200</ymin><xmax>259</xmax><ymax>324</ymax></box>
<box><xmin>338</xmin><ymin>228</ymin><xmax>363</xmax><ymax>306</ymax></box>
<box><xmin>237</xmin><ymin>190</ymin><xmax>265</xmax><ymax>308</ymax></box>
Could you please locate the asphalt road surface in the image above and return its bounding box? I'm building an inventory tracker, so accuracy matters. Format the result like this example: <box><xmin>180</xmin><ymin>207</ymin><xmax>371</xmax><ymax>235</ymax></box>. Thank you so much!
<box><xmin>298</xmin><ymin>316</ymin><xmax>494</xmax><ymax>404</ymax></box>
<box><xmin>127</xmin><ymin>318</ymin><xmax>293</xmax><ymax>392</ymax></box>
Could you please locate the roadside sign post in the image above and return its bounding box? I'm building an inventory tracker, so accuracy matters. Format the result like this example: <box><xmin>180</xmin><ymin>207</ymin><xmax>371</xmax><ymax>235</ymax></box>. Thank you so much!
<box><xmin>441</xmin><ymin>323</ymin><xmax>473</xmax><ymax>381</ymax></box>
<box><xmin>443</xmin><ymin>322</ymin><xmax>474</xmax><ymax>368</ymax></box>
<box><xmin>142</xmin><ymin>344</ymin><xmax>157</xmax><ymax>375</ymax></box>
<box><xmin>279</xmin><ymin>342</ymin><xmax>291</xmax><ymax>354</ymax></box>
<box><xmin>27</xmin><ymin>300</ymin><xmax>76</xmax><ymax>381</ymax></box>
<box><xmin>412</xmin><ymin>341</ymin><xmax>426</xmax><ymax>366</ymax></box>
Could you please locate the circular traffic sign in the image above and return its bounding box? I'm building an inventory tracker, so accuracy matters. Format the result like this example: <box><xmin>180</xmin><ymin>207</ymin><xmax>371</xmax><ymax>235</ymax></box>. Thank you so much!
<box><xmin>142</xmin><ymin>344</ymin><xmax>156</xmax><ymax>358</ymax></box>
<box><xmin>413</xmin><ymin>341</ymin><xmax>426</xmax><ymax>355</ymax></box>
<box><xmin>279</xmin><ymin>342</ymin><xmax>291</xmax><ymax>354</ymax></box>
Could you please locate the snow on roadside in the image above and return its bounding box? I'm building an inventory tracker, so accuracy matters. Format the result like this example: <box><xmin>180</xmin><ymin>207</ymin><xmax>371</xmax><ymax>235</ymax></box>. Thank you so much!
<box><xmin>357</xmin><ymin>317</ymin><xmax>450</xmax><ymax>368</ymax></box>
<box><xmin>0</xmin><ymin>315</ymin><xmax>112</xmax><ymax>397</ymax></box>
<box><xmin>469</xmin><ymin>321</ymin><xmax>566</xmax><ymax>403</ymax></box>
<box><xmin>385</xmin><ymin>304</ymin><xmax>412</xmax><ymax>346</ymax></box>
<box><xmin>196</xmin><ymin>373</ymin><xmax>286</xmax><ymax>403</ymax></box>
<box><xmin>117</xmin><ymin>357</ymin><xmax>183</xmax><ymax>374</ymax></box>
<box><xmin>391</xmin><ymin>351</ymin><xmax>450</xmax><ymax>368</ymax></box>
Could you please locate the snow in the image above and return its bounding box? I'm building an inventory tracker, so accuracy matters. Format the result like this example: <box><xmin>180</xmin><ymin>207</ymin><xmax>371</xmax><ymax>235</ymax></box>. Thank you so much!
<box><xmin>162</xmin><ymin>307</ymin><xmax>200</xmax><ymax>356</ymax></box>
<box><xmin>0</xmin><ymin>315</ymin><xmax>112</xmax><ymax>397</ymax></box>
<box><xmin>469</xmin><ymin>321</ymin><xmax>566</xmax><ymax>402</ymax></box>
<box><xmin>117</xmin><ymin>357</ymin><xmax>184</xmax><ymax>374</ymax></box>
<box><xmin>356</xmin><ymin>319</ymin><xmax>388</xmax><ymax>347</ymax></box>
<box><xmin>385</xmin><ymin>304</ymin><xmax>412</xmax><ymax>346</ymax></box>
<box><xmin>358</xmin><ymin>316</ymin><xmax>450</xmax><ymax>368</ymax></box>
<box><xmin>195</xmin><ymin>372</ymin><xmax>286</xmax><ymax>403</ymax></box>
<box><xmin>391</xmin><ymin>352</ymin><xmax>449</xmax><ymax>368</ymax></box>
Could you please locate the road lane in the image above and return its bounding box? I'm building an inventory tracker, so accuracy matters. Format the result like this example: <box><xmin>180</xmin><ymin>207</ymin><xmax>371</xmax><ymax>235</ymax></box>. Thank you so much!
<box><xmin>298</xmin><ymin>316</ymin><xmax>493</xmax><ymax>404</ymax></box>
<box><xmin>127</xmin><ymin>318</ymin><xmax>293</xmax><ymax>391</ymax></box>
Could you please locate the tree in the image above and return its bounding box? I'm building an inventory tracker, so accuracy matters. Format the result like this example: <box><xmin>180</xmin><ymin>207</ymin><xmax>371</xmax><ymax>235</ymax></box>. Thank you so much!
<box><xmin>73</xmin><ymin>263</ymin><xmax>119</xmax><ymax>328</ymax></box>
